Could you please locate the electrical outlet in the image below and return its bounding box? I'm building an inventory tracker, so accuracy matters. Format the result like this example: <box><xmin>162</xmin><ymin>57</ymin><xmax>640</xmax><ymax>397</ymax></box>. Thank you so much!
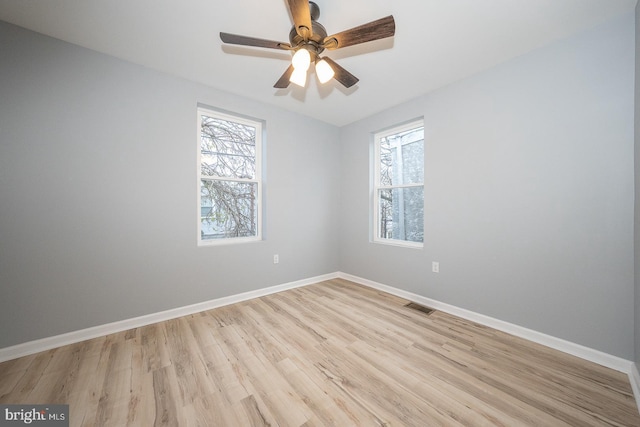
<box><xmin>432</xmin><ymin>261</ymin><xmax>439</xmax><ymax>273</ymax></box>
<box><xmin>273</xmin><ymin>254</ymin><xmax>279</xmax><ymax>264</ymax></box>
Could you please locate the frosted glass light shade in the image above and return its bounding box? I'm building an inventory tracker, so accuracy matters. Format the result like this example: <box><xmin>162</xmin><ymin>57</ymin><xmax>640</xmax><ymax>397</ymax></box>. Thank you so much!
<box><xmin>290</xmin><ymin>67</ymin><xmax>307</xmax><ymax>87</ymax></box>
<box><xmin>315</xmin><ymin>59</ymin><xmax>335</xmax><ymax>84</ymax></box>
<box><xmin>291</xmin><ymin>49</ymin><xmax>311</xmax><ymax>71</ymax></box>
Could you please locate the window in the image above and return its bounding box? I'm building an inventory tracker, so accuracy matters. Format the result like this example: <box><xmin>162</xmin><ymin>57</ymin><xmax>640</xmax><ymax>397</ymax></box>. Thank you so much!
<box><xmin>197</xmin><ymin>107</ymin><xmax>263</xmax><ymax>245</ymax></box>
<box><xmin>373</xmin><ymin>119</ymin><xmax>424</xmax><ymax>247</ymax></box>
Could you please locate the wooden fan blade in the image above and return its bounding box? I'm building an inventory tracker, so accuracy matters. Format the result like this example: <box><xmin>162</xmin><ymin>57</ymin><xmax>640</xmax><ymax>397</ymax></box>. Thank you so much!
<box><xmin>286</xmin><ymin>0</ymin><xmax>313</xmax><ymax>38</ymax></box>
<box><xmin>323</xmin><ymin>15</ymin><xmax>395</xmax><ymax>50</ymax></box>
<box><xmin>274</xmin><ymin>64</ymin><xmax>295</xmax><ymax>88</ymax></box>
<box><xmin>321</xmin><ymin>57</ymin><xmax>359</xmax><ymax>88</ymax></box>
<box><xmin>220</xmin><ymin>32</ymin><xmax>291</xmax><ymax>50</ymax></box>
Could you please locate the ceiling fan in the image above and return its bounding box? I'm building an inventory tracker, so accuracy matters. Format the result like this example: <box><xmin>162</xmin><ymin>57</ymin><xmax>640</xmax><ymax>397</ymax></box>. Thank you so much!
<box><xmin>219</xmin><ymin>0</ymin><xmax>395</xmax><ymax>89</ymax></box>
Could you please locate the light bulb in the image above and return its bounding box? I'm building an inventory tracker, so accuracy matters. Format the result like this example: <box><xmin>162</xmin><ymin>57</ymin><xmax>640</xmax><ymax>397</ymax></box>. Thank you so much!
<box><xmin>289</xmin><ymin>67</ymin><xmax>307</xmax><ymax>87</ymax></box>
<box><xmin>291</xmin><ymin>48</ymin><xmax>311</xmax><ymax>71</ymax></box>
<box><xmin>315</xmin><ymin>59</ymin><xmax>335</xmax><ymax>84</ymax></box>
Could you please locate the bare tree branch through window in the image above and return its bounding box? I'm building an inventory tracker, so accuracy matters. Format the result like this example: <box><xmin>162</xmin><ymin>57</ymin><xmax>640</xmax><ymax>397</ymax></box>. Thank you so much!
<box><xmin>198</xmin><ymin>110</ymin><xmax>262</xmax><ymax>242</ymax></box>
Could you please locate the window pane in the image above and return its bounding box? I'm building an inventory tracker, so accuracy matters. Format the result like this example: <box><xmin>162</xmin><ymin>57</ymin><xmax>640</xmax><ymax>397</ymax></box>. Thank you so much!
<box><xmin>378</xmin><ymin>126</ymin><xmax>424</xmax><ymax>186</ymax></box>
<box><xmin>378</xmin><ymin>187</ymin><xmax>424</xmax><ymax>242</ymax></box>
<box><xmin>200</xmin><ymin>115</ymin><xmax>256</xmax><ymax>179</ymax></box>
<box><xmin>200</xmin><ymin>180</ymin><xmax>258</xmax><ymax>240</ymax></box>
<box><xmin>401</xmin><ymin>140</ymin><xmax>423</xmax><ymax>184</ymax></box>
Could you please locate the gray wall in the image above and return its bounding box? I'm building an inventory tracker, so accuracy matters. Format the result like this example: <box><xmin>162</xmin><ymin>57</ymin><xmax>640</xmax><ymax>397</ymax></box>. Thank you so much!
<box><xmin>635</xmin><ymin>1</ymin><xmax>640</xmax><ymax>366</ymax></box>
<box><xmin>0</xmin><ymin>21</ymin><xmax>341</xmax><ymax>348</ymax></box>
<box><xmin>339</xmin><ymin>12</ymin><xmax>636</xmax><ymax>359</ymax></box>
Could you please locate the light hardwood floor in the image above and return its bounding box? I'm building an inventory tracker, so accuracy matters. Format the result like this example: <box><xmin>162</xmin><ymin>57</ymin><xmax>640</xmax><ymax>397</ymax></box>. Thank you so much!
<box><xmin>1</xmin><ymin>278</ymin><xmax>639</xmax><ymax>426</ymax></box>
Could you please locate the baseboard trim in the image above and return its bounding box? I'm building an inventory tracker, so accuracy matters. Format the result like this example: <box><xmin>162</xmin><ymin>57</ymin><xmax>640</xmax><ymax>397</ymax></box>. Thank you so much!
<box><xmin>1</xmin><ymin>270</ymin><xmax>634</xmax><ymax>377</ymax></box>
<box><xmin>336</xmin><ymin>272</ymin><xmax>634</xmax><ymax>375</ymax></box>
<box><xmin>0</xmin><ymin>272</ymin><xmax>338</xmax><ymax>363</ymax></box>
<box><xmin>630</xmin><ymin>363</ymin><xmax>640</xmax><ymax>411</ymax></box>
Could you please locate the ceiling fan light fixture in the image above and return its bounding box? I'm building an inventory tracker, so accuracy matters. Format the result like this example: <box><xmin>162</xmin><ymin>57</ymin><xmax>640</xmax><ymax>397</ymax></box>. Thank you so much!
<box><xmin>289</xmin><ymin>67</ymin><xmax>308</xmax><ymax>87</ymax></box>
<box><xmin>315</xmin><ymin>59</ymin><xmax>335</xmax><ymax>84</ymax></box>
<box><xmin>291</xmin><ymin>48</ymin><xmax>311</xmax><ymax>71</ymax></box>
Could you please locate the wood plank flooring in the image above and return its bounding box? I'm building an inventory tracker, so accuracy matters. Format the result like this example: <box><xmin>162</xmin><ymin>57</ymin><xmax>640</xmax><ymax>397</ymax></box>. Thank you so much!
<box><xmin>1</xmin><ymin>278</ymin><xmax>639</xmax><ymax>426</ymax></box>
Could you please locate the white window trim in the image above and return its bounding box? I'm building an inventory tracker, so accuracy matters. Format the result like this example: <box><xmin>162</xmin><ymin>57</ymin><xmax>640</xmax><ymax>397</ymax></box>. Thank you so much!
<box><xmin>197</xmin><ymin>106</ymin><xmax>263</xmax><ymax>246</ymax></box>
<box><xmin>372</xmin><ymin>119</ymin><xmax>424</xmax><ymax>249</ymax></box>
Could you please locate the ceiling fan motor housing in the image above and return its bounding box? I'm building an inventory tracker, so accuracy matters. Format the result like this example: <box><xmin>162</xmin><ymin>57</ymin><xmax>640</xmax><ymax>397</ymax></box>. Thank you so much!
<box><xmin>289</xmin><ymin>21</ymin><xmax>327</xmax><ymax>59</ymax></box>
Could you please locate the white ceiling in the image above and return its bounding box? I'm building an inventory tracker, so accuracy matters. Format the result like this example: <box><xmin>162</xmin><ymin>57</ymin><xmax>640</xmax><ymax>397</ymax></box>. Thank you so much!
<box><xmin>0</xmin><ymin>0</ymin><xmax>636</xmax><ymax>126</ymax></box>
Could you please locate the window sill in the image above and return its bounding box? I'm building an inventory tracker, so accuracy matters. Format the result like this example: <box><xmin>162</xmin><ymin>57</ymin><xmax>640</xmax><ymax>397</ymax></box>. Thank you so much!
<box><xmin>198</xmin><ymin>236</ymin><xmax>262</xmax><ymax>247</ymax></box>
<box><xmin>371</xmin><ymin>238</ymin><xmax>423</xmax><ymax>249</ymax></box>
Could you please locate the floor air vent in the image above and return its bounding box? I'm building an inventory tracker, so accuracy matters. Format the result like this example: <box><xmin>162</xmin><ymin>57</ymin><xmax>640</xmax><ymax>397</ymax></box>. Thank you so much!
<box><xmin>404</xmin><ymin>302</ymin><xmax>435</xmax><ymax>316</ymax></box>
